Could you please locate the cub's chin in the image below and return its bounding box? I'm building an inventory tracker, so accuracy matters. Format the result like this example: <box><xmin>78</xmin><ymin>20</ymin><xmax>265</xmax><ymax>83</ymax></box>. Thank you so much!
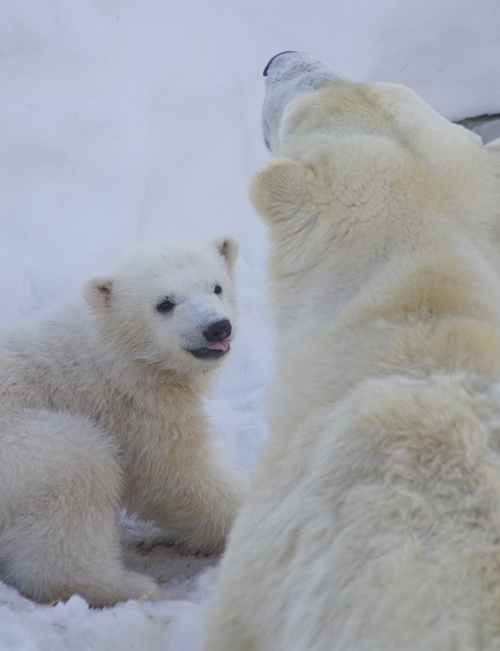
<box><xmin>189</xmin><ymin>342</ymin><xmax>230</xmax><ymax>361</ymax></box>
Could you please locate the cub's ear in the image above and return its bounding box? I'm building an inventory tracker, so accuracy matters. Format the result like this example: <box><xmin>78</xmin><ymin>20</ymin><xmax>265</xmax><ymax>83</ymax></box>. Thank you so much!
<box><xmin>486</xmin><ymin>137</ymin><xmax>500</xmax><ymax>159</ymax></box>
<box><xmin>83</xmin><ymin>275</ymin><xmax>114</xmax><ymax>312</ymax></box>
<box><xmin>213</xmin><ymin>236</ymin><xmax>239</xmax><ymax>275</ymax></box>
<box><xmin>249</xmin><ymin>158</ymin><xmax>309</xmax><ymax>226</ymax></box>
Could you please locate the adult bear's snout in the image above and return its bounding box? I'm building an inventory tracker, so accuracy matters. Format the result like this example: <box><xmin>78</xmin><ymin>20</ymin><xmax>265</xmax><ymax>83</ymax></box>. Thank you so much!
<box><xmin>263</xmin><ymin>51</ymin><xmax>297</xmax><ymax>77</ymax></box>
<box><xmin>261</xmin><ymin>51</ymin><xmax>346</xmax><ymax>154</ymax></box>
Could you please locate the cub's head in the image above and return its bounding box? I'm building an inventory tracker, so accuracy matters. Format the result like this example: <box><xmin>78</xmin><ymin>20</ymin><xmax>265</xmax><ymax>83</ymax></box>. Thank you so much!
<box><xmin>84</xmin><ymin>236</ymin><xmax>238</xmax><ymax>376</ymax></box>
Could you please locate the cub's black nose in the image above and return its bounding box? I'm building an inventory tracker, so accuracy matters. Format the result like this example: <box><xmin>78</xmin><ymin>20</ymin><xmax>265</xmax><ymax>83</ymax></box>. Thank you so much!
<box><xmin>204</xmin><ymin>319</ymin><xmax>232</xmax><ymax>343</ymax></box>
<box><xmin>263</xmin><ymin>51</ymin><xmax>298</xmax><ymax>76</ymax></box>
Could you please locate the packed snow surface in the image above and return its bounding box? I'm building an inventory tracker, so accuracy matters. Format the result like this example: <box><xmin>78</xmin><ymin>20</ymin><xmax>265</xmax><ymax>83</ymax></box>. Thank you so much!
<box><xmin>0</xmin><ymin>1</ymin><xmax>498</xmax><ymax>649</ymax></box>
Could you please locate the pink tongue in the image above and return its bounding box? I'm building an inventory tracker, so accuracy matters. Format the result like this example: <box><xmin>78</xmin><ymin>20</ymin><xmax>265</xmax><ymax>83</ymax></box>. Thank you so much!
<box><xmin>206</xmin><ymin>340</ymin><xmax>229</xmax><ymax>351</ymax></box>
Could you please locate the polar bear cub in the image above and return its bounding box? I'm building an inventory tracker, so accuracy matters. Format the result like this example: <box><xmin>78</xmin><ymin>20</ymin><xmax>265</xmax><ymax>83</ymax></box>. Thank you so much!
<box><xmin>0</xmin><ymin>236</ymin><xmax>246</xmax><ymax>606</ymax></box>
<box><xmin>205</xmin><ymin>53</ymin><xmax>500</xmax><ymax>650</ymax></box>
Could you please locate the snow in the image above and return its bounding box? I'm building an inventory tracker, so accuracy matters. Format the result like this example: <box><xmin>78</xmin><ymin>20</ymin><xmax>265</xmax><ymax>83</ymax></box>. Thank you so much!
<box><xmin>0</xmin><ymin>0</ymin><xmax>498</xmax><ymax>648</ymax></box>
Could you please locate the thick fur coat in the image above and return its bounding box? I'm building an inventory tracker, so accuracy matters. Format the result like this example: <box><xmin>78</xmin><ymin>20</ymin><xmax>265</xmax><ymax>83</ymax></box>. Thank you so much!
<box><xmin>205</xmin><ymin>52</ymin><xmax>500</xmax><ymax>651</ymax></box>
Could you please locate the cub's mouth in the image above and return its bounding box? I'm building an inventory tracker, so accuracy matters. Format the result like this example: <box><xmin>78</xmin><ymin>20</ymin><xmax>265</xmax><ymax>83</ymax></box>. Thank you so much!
<box><xmin>189</xmin><ymin>339</ymin><xmax>230</xmax><ymax>360</ymax></box>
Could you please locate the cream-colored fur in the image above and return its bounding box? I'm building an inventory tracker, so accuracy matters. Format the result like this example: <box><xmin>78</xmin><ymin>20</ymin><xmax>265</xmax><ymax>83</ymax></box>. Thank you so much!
<box><xmin>205</xmin><ymin>53</ymin><xmax>500</xmax><ymax>651</ymax></box>
<box><xmin>0</xmin><ymin>236</ymin><xmax>246</xmax><ymax>606</ymax></box>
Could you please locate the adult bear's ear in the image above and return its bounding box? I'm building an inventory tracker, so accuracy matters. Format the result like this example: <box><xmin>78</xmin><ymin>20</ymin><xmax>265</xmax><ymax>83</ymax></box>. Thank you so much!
<box><xmin>249</xmin><ymin>158</ymin><xmax>309</xmax><ymax>228</ymax></box>
<box><xmin>83</xmin><ymin>275</ymin><xmax>114</xmax><ymax>312</ymax></box>
<box><xmin>214</xmin><ymin>236</ymin><xmax>239</xmax><ymax>276</ymax></box>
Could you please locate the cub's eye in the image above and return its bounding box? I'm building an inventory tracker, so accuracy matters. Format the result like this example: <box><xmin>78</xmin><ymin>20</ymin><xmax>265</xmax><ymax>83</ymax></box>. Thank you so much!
<box><xmin>214</xmin><ymin>285</ymin><xmax>222</xmax><ymax>295</ymax></box>
<box><xmin>156</xmin><ymin>299</ymin><xmax>175</xmax><ymax>314</ymax></box>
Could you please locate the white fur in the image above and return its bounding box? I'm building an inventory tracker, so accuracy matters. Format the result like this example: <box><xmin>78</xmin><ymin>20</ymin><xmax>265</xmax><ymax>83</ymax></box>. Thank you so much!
<box><xmin>0</xmin><ymin>236</ymin><xmax>246</xmax><ymax>606</ymax></box>
<box><xmin>205</xmin><ymin>53</ymin><xmax>500</xmax><ymax>650</ymax></box>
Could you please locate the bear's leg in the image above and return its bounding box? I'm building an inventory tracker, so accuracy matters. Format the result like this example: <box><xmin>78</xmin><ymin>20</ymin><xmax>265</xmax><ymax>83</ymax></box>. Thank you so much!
<box><xmin>128</xmin><ymin>439</ymin><xmax>247</xmax><ymax>554</ymax></box>
<box><xmin>0</xmin><ymin>409</ymin><xmax>158</xmax><ymax>606</ymax></box>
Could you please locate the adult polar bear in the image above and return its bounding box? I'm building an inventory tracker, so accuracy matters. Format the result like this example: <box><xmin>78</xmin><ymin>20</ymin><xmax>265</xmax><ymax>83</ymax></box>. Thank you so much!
<box><xmin>205</xmin><ymin>52</ymin><xmax>500</xmax><ymax>650</ymax></box>
<box><xmin>0</xmin><ymin>236</ymin><xmax>246</xmax><ymax>606</ymax></box>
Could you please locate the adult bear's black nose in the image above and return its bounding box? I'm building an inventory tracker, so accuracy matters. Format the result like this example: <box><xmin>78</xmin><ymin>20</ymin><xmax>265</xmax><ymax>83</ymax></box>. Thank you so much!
<box><xmin>204</xmin><ymin>319</ymin><xmax>232</xmax><ymax>343</ymax></box>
